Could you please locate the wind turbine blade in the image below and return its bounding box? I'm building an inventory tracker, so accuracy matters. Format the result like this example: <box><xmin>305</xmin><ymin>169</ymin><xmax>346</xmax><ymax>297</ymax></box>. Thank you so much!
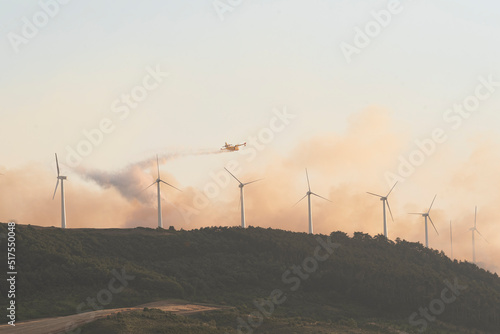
<box><xmin>156</xmin><ymin>155</ymin><xmax>160</xmax><ymax>179</ymax></box>
<box><xmin>386</xmin><ymin>199</ymin><xmax>394</xmax><ymax>222</ymax></box>
<box><xmin>224</xmin><ymin>167</ymin><xmax>242</xmax><ymax>185</ymax></box>
<box><xmin>140</xmin><ymin>181</ymin><xmax>157</xmax><ymax>193</ymax></box>
<box><xmin>475</xmin><ymin>229</ymin><xmax>489</xmax><ymax>243</ymax></box>
<box><xmin>160</xmin><ymin>180</ymin><xmax>182</xmax><ymax>192</ymax></box>
<box><xmin>408</xmin><ymin>213</ymin><xmax>424</xmax><ymax>215</ymax></box>
<box><xmin>305</xmin><ymin>168</ymin><xmax>311</xmax><ymax>192</ymax></box>
<box><xmin>52</xmin><ymin>179</ymin><xmax>60</xmax><ymax>200</ymax></box>
<box><xmin>55</xmin><ymin>153</ymin><xmax>60</xmax><ymax>176</ymax></box>
<box><xmin>311</xmin><ymin>192</ymin><xmax>332</xmax><ymax>202</ymax></box>
<box><xmin>243</xmin><ymin>178</ymin><xmax>263</xmax><ymax>186</ymax></box>
<box><xmin>427</xmin><ymin>194</ymin><xmax>437</xmax><ymax>214</ymax></box>
<box><xmin>386</xmin><ymin>181</ymin><xmax>398</xmax><ymax>197</ymax></box>
<box><xmin>366</xmin><ymin>192</ymin><xmax>383</xmax><ymax>198</ymax></box>
<box><xmin>428</xmin><ymin>216</ymin><xmax>439</xmax><ymax>235</ymax></box>
<box><xmin>293</xmin><ymin>194</ymin><xmax>308</xmax><ymax>207</ymax></box>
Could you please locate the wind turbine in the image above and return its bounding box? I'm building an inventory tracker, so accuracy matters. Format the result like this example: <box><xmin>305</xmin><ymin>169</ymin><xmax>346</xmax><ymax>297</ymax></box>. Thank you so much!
<box><xmin>143</xmin><ymin>155</ymin><xmax>181</xmax><ymax>229</ymax></box>
<box><xmin>294</xmin><ymin>169</ymin><xmax>331</xmax><ymax>235</ymax></box>
<box><xmin>224</xmin><ymin>168</ymin><xmax>262</xmax><ymax>228</ymax></box>
<box><xmin>367</xmin><ymin>182</ymin><xmax>397</xmax><ymax>238</ymax></box>
<box><xmin>52</xmin><ymin>153</ymin><xmax>67</xmax><ymax>229</ymax></box>
<box><xmin>470</xmin><ymin>206</ymin><xmax>488</xmax><ymax>264</ymax></box>
<box><xmin>409</xmin><ymin>195</ymin><xmax>439</xmax><ymax>248</ymax></box>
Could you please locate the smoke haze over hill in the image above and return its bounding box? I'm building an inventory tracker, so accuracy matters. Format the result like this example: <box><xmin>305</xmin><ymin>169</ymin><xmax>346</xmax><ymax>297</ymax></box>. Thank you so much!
<box><xmin>0</xmin><ymin>108</ymin><xmax>499</xmax><ymax>273</ymax></box>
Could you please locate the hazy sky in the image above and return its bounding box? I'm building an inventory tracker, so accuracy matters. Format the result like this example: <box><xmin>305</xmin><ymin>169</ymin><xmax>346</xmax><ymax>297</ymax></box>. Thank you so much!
<box><xmin>1</xmin><ymin>1</ymin><xmax>500</xmax><ymax>273</ymax></box>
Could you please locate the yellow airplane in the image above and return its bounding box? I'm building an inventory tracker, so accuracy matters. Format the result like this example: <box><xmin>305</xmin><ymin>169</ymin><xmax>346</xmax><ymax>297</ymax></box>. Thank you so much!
<box><xmin>221</xmin><ymin>142</ymin><xmax>246</xmax><ymax>151</ymax></box>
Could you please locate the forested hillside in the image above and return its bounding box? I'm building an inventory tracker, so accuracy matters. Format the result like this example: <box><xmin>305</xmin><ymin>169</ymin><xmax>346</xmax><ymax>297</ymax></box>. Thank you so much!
<box><xmin>0</xmin><ymin>223</ymin><xmax>499</xmax><ymax>333</ymax></box>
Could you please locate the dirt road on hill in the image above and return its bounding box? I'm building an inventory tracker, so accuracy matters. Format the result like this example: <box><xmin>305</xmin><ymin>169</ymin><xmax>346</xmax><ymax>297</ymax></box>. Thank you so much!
<box><xmin>0</xmin><ymin>300</ymin><xmax>227</xmax><ymax>334</ymax></box>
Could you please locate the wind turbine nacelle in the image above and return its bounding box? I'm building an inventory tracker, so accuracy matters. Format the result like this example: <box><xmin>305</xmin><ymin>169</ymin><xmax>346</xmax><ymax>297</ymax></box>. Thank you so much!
<box><xmin>59</xmin><ymin>176</ymin><xmax>67</xmax><ymax>180</ymax></box>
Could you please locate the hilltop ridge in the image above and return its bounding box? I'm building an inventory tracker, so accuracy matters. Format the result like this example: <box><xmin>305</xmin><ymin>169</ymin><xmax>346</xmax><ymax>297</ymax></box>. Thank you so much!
<box><xmin>0</xmin><ymin>223</ymin><xmax>499</xmax><ymax>333</ymax></box>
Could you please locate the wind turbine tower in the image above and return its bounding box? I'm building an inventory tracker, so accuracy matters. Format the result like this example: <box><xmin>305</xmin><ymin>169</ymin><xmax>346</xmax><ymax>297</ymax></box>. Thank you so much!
<box><xmin>225</xmin><ymin>168</ymin><xmax>261</xmax><ymax>228</ymax></box>
<box><xmin>409</xmin><ymin>195</ymin><xmax>439</xmax><ymax>248</ymax></box>
<box><xmin>143</xmin><ymin>155</ymin><xmax>181</xmax><ymax>228</ymax></box>
<box><xmin>450</xmin><ymin>220</ymin><xmax>453</xmax><ymax>259</ymax></box>
<box><xmin>52</xmin><ymin>153</ymin><xmax>67</xmax><ymax>229</ymax></box>
<box><xmin>294</xmin><ymin>169</ymin><xmax>331</xmax><ymax>234</ymax></box>
<box><xmin>367</xmin><ymin>182</ymin><xmax>397</xmax><ymax>238</ymax></box>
